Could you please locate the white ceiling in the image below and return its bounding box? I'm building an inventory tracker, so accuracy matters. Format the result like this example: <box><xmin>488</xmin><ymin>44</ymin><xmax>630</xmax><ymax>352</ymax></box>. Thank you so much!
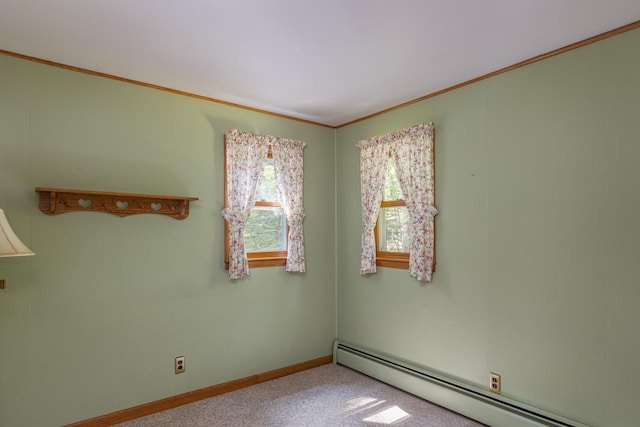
<box><xmin>1</xmin><ymin>1</ymin><xmax>639</xmax><ymax>126</ymax></box>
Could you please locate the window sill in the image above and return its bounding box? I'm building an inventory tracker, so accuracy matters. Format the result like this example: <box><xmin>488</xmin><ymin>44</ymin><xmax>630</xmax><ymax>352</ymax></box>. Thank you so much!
<box><xmin>247</xmin><ymin>257</ymin><xmax>286</xmax><ymax>268</ymax></box>
<box><xmin>225</xmin><ymin>251</ymin><xmax>287</xmax><ymax>269</ymax></box>
<box><xmin>376</xmin><ymin>253</ymin><xmax>437</xmax><ymax>272</ymax></box>
<box><xmin>376</xmin><ymin>252</ymin><xmax>409</xmax><ymax>269</ymax></box>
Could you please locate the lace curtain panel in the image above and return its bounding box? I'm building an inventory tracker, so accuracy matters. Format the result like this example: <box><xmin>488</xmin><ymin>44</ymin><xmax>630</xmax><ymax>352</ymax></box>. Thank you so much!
<box><xmin>272</xmin><ymin>138</ymin><xmax>307</xmax><ymax>272</ymax></box>
<box><xmin>222</xmin><ymin>129</ymin><xmax>306</xmax><ymax>279</ymax></box>
<box><xmin>357</xmin><ymin>141</ymin><xmax>390</xmax><ymax>275</ymax></box>
<box><xmin>357</xmin><ymin>122</ymin><xmax>438</xmax><ymax>282</ymax></box>
<box><xmin>222</xmin><ymin>130</ymin><xmax>269</xmax><ymax>279</ymax></box>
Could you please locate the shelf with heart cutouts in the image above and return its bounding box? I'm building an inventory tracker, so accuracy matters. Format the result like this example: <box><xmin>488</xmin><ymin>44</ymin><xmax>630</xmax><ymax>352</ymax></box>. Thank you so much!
<box><xmin>35</xmin><ymin>187</ymin><xmax>199</xmax><ymax>220</ymax></box>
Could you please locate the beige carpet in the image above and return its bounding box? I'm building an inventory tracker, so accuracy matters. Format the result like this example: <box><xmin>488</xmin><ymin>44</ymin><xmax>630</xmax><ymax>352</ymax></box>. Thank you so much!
<box><xmin>115</xmin><ymin>364</ymin><xmax>486</xmax><ymax>426</ymax></box>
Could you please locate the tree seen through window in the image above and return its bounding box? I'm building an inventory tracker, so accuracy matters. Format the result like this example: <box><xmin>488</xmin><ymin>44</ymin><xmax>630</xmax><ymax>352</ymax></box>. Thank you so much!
<box><xmin>378</xmin><ymin>156</ymin><xmax>410</xmax><ymax>253</ymax></box>
<box><xmin>244</xmin><ymin>157</ymin><xmax>287</xmax><ymax>252</ymax></box>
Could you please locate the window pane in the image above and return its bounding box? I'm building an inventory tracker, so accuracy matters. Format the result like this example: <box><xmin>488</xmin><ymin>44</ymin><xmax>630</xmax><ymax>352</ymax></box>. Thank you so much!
<box><xmin>244</xmin><ymin>207</ymin><xmax>286</xmax><ymax>252</ymax></box>
<box><xmin>378</xmin><ymin>206</ymin><xmax>410</xmax><ymax>252</ymax></box>
<box><xmin>255</xmin><ymin>158</ymin><xmax>279</xmax><ymax>202</ymax></box>
<box><xmin>383</xmin><ymin>157</ymin><xmax>404</xmax><ymax>201</ymax></box>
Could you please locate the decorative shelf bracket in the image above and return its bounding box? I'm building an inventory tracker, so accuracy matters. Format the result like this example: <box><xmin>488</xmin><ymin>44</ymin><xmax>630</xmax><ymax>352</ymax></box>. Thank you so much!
<box><xmin>35</xmin><ymin>188</ymin><xmax>198</xmax><ymax>220</ymax></box>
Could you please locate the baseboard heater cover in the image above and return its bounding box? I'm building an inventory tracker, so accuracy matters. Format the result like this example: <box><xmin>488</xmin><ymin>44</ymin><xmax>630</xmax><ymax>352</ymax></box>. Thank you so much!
<box><xmin>333</xmin><ymin>341</ymin><xmax>589</xmax><ymax>427</ymax></box>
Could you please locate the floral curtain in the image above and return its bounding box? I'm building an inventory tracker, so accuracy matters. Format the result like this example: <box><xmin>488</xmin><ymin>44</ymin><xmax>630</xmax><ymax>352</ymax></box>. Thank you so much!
<box><xmin>356</xmin><ymin>140</ymin><xmax>390</xmax><ymax>275</ymax></box>
<box><xmin>391</xmin><ymin>123</ymin><xmax>438</xmax><ymax>281</ymax></box>
<box><xmin>221</xmin><ymin>129</ymin><xmax>269</xmax><ymax>279</ymax></box>
<box><xmin>357</xmin><ymin>122</ymin><xmax>438</xmax><ymax>282</ymax></box>
<box><xmin>272</xmin><ymin>138</ymin><xmax>307</xmax><ymax>272</ymax></box>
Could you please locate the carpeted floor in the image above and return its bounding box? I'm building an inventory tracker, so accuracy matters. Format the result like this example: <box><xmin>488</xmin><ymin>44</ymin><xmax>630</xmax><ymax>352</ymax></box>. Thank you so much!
<box><xmin>115</xmin><ymin>364</ymin><xmax>486</xmax><ymax>426</ymax></box>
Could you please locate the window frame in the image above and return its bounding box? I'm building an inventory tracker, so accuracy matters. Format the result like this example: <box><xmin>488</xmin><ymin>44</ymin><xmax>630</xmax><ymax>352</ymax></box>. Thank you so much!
<box><xmin>224</xmin><ymin>143</ymin><xmax>288</xmax><ymax>270</ymax></box>
<box><xmin>375</xmin><ymin>199</ymin><xmax>410</xmax><ymax>269</ymax></box>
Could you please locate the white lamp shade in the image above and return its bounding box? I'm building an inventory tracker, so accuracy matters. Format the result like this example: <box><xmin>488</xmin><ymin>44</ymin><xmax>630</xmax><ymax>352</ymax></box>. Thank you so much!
<box><xmin>0</xmin><ymin>209</ymin><xmax>35</xmax><ymax>257</ymax></box>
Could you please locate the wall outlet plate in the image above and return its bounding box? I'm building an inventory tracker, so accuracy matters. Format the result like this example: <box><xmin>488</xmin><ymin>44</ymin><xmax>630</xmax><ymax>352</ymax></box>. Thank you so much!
<box><xmin>489</xmin><ymin>372</ymin><xmax>501</xmax><ymax>393</ymax></box>
<box><xmin>175</xmin><ymin>356</ymin><xmax>185</xmax><ymax>374</ymax></box>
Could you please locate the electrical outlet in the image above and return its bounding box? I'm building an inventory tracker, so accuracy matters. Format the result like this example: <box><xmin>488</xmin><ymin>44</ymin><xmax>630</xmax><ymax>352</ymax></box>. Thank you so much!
<box><xmin>489</xmin><ymin>372</ymin><xmax>501</xmax><ymax>393</ymax></box>
<box><xmin>175</xmin><ymin>356</ymin><xmax>185</xmax><ymax>374</ymax></box>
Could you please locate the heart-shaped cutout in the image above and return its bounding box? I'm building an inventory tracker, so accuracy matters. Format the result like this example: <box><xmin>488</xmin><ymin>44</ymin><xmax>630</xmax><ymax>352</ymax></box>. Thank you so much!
<box><xmin>150</xmin><ymin>202</ymin><xmax>162</xmax><ymax>211</ymax></box>
<box><xmin>78</xmin><ymin>199</ymin><xmax>92</xmax><ymax>208</ymax></box>
<box><xmin>116</xmin><ymin>200</ymin><xmax>129</xmax><ymax>209</ymax></box>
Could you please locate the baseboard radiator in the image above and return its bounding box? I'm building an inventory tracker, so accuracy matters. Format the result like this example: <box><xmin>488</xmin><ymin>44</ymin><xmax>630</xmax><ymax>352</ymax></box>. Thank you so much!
<box><xmin>333</xmin><ymin>341</ymin><xmax>589</xmax><ymax>427</ymax></box>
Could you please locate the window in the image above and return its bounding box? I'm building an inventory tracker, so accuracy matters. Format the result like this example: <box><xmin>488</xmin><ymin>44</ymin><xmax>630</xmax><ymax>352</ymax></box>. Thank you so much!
<box><xmin>226</xmin><ymin>153</ymin><xmax>288</xmax><ymax>269</ymax></box>
<box><xmin>222</xmin><ymin>129</ymin><xmax>306</xmax><ymax>279</ymax></box>
<box><xmin>358</xmin><ymin>122</ymin><xmax>437</xmax><ymax>282</ymax></box>
<box><xmin>375</xmin><ymin>156</ymin><xmax>411</xmax><ymax>269</ymax></box>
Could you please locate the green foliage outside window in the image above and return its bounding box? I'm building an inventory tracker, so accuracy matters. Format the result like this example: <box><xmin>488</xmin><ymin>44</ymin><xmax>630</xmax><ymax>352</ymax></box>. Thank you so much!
<box><xmin>245</xmin><ymin>158</ymin><xmax>287</xmax><ymax>252</ymax></box>
<box><xmin>379</xmin><ymin>157</ymin><xmax>410</xmax><ymax>253</ymax></box>
<box><xmin>245</xmin><ymin>207</ymin><xmax>286</xmax><ymax>252</ymax></box>
<box><xmin>379</xmin><ymin>206</ymin><xmax>410</xmax><ymax>252</ymax></box>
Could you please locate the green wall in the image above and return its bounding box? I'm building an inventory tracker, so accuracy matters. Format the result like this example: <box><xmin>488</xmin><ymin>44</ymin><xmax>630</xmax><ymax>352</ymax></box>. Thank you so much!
<box><xmin>0</xmin><ymin>56</ymin><xmax>336</xmax><ymax>426</ymax></box>
<box><xmin>336</xmin><ymin>28</ymin><xmax>640</xmax><ymax>427</ymax></box>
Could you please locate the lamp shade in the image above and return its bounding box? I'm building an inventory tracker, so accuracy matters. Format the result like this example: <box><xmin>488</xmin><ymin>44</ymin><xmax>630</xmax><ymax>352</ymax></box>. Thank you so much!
<box><xmin>0</xmin><ymin>209</ymin><xmax>35</xmax><ymax>257</ymax></box>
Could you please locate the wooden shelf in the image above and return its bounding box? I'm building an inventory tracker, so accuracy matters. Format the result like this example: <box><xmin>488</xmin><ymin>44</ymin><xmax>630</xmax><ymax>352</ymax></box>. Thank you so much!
<box><xmin>35</xmin><ymin>187</ymin><xmax>198</xmax><ymax>220</ymax></box>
